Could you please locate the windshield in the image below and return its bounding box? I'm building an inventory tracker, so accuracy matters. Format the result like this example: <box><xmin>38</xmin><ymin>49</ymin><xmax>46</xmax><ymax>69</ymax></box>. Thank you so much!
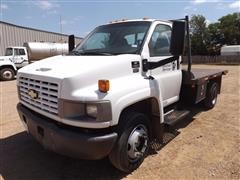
<box><xmin>5</xmin><ymin>48</ymin><xmax>13</xmax><ymax>56</ymax></box>
<box><xmin>74</xmin><ymin>21</ymin><xmax>151</xmax><ymax>55</ymax></box>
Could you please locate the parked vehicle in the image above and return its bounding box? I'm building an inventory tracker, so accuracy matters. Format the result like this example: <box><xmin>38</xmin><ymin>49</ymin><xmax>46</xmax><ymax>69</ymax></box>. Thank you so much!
<box><xmin>0</xmin><ymin>42</ymin><xmax>68</xmax><ymax>80</ymax></box>
<box><xmin>0</xmin><ymin>59</ymin><xmax>17</xmax><ymax>81</ymax></box>
<box><xmin>16</xmin><ymin>16</ymin><xmax>227</xmax><ymax>172</ymax></box>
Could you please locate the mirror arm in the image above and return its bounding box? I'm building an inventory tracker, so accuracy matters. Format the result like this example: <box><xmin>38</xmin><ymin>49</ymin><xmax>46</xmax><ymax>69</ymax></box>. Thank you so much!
<box><xmin>142</xmin><ymin>56</ymin><xmax>179</xmax><ymax>72</ymax></box>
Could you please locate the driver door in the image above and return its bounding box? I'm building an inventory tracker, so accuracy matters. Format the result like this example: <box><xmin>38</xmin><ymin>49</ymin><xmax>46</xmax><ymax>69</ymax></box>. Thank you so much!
<box><xmin>12</xmin><ymin>48</ymin><xmax>28</xmax><ymax>68</ymax></box>
<box><xmin>148</xmin><ymin>23</ymin><xmax>182</xmax><ymax>107</ymax></box>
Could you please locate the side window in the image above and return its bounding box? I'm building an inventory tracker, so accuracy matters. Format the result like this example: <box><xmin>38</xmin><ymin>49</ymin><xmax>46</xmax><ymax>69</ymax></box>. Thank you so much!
<box><xmin>19</xmin><ymin>49</ymin><xmax>26</xmax><ymax>55</ymax></box>
<box><xmin>149</xmin><ymin>24</ymin><xmax>171</xmax><ymax>57</ymax></box>
<box><xmin>5</xmin><ymin>48</ymin><xmax>13</xmax><ymax>56</ymax></box>
<box><xmin>14</xmin><ymin>49</ymin><xmax>20</xmax><ymax>56</ymax></box>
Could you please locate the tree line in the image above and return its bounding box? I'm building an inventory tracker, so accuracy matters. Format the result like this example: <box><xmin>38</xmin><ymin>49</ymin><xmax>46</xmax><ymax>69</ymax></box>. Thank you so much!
<box><xmin>189</xmin><ymin>12</ymin><xmax>240</xmax><ymax>55</ymax></box>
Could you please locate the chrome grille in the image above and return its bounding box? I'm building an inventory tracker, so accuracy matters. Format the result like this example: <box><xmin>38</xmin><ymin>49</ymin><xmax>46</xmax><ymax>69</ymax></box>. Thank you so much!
<box><xmin>19</xmin><ymin>76</ymin><xmax>59</xmax><ymax>115</ymax></box>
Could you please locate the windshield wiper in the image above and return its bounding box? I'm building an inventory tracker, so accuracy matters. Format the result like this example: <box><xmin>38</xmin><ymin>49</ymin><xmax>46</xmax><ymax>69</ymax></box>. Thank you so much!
<box><xmin>68</xmin><ymin>50</ymin><xmax>82</xmax><ymax>56</ymax></box>
<box><xmin>69</xmin><ymin>50</ymin><xmax>112</xmax><ymax>56</ymax></box>
<box><xmin>80</xmin><ymin>51</ymin><xmax>113</xmax><ymax>56</ymax></box>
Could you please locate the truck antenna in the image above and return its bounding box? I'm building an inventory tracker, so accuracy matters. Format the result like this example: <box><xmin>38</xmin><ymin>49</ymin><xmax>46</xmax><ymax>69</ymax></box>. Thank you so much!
<box><xmin>60</xmin><ymin>15</ymin><xmax>64</xmax><ymax>55</ymax></box>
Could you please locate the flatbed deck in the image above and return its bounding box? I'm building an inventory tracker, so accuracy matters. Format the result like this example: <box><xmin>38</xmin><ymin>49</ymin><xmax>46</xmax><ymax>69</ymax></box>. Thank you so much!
<box><xmin>182</xmin><ymin>68</ymin><xmax>228</xmax><ymax>85</ymax></box>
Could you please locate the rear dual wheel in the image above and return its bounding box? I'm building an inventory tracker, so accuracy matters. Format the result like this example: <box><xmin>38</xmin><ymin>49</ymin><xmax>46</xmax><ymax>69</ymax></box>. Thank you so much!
<box><xmin>204</xmin><ymin>82</ymin><xmax>218</xmax><ymax>109</ymax></box>
<box><xmin>109</xmin><ymin>111</ymin><xmax>150</xmax><ymax>173</ymax></box>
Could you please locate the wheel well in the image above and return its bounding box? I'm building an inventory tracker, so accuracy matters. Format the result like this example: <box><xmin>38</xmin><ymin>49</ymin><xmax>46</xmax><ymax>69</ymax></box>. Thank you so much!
<box><xmin>119</xmin><ymin>98</ymin><xmax>163</xmax><ymax>141</ymax></box>
<box><xmin>0</xmin><ymin>65</ymin><xmax>16</xmax><ymax>75</ymax></box>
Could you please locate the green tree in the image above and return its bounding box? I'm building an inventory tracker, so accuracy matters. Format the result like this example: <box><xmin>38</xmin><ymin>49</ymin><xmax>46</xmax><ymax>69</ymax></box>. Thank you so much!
<box><xmin>208</xmin><ymin>23</ymin><xmax>221</xmax><ymax>44</ymax></box>
<box><xmin>205</xmin><ymin>12</ymin><xmax>240</xmax><ymax>55</ymax></box>
<box><xmin>190</xmin><ymin>15</ymin><xmax>209</xmax><ymax>55</ymax></box>
<box><xmin>218</xmin><ymin>13</ymin><xmax>240</xmax><ymax>45</ymax></box>
<box><xmin>189</xmin><ymin>13</ymin><xmax>240</xmax><ymax>55</ymax></box>
<box><xmin>207</xmin><ymin>23</ymin><xmax>223</xmax><ymax>55</ymax></box>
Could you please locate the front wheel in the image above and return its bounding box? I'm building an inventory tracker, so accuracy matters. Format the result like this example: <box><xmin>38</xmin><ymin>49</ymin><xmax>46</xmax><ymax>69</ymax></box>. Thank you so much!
<box><xmin>109</xmin><ymin>111</ymin><xmax>150</xmax><ymax>173</ymax></box>
<box><xmin>0</xmin><ymin>68</ymin><xmax>15</xmax><ymax>81</ymax></box>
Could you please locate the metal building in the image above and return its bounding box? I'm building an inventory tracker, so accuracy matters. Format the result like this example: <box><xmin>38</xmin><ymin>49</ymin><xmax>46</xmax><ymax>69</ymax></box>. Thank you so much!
<box><xmin>0</xmin><ymin>21</ymin><xmax>82</xmax><ymax>56</ymax></box>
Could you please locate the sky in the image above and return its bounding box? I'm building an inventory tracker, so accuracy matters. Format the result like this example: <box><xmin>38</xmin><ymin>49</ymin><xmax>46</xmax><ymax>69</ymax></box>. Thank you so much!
<box><xmin>0</xmin><ymin>0</ymin><xmax>239</xmax><ymax>38</ymax></box>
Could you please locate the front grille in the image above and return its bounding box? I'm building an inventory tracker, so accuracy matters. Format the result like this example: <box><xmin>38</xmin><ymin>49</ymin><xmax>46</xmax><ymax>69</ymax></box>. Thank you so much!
<box><xmin>19</xmin><ymin>76</ymin><xmax>59</xmax><ymax>115</ymax></box>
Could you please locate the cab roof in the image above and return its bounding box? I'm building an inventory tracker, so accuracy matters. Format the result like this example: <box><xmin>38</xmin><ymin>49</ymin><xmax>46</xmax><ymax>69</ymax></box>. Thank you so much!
<box><xmin>108</xmin><ymin>18</ymin><xmax>171</xmax><ymax>25</ymax></box>
<box><xmin>7</xmin><ymin>46</ymin><xmax>26</xmax><ymax>49</ymax></box>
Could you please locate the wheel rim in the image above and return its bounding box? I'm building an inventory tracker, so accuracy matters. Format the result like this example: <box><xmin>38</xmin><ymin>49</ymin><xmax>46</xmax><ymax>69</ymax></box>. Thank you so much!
<box><xmin>212</xmin><ymin>97</ymin><xmax>216</xmax><ymax>105</ymax></box>
<box><xmin>127</xmin><ymin>124</ymin><xmax>148</xmax><ymax>163</ymax></box>
<box><xmin>2</xmin><ymin>70</ymin><xmax>13</xmax><ymax>80</ymax></box>
<box><xmin>211</xmin><ymin>85</ymin><xmax>217</xmax><ymax>105</ymax></box>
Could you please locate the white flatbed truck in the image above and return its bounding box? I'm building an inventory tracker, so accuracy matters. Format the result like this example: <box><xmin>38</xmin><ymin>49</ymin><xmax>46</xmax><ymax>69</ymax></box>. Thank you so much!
<box><xmin>16</xmin><ymin>16</ymin><xmax>227</xmax><ymax>172</ymax></box>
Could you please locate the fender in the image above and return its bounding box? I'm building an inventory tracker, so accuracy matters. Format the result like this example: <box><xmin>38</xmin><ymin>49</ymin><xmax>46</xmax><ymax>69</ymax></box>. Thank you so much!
<box><xmin>0</xmin><ymin>60</ymin><xmax>17</xmax><ymax>71</ymax></box>
<box><xmin>111</xmin><ymin>78</ymin><xmax>164</xmax><ymax>126</ymax></box>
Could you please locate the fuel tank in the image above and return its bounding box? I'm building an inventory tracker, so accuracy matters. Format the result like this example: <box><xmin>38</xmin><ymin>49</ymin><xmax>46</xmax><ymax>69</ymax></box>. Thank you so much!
<box><xmin>23</xmin><ymin>42</ymin><xmax>69</xmax><ymax>61</ymax></box>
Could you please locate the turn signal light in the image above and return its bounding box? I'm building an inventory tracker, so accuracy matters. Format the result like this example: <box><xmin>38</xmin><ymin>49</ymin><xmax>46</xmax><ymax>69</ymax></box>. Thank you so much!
<box><xmin>98</xmin><ymin>80</ymin><xmax>110</xmax><ymax>93</ymax></box>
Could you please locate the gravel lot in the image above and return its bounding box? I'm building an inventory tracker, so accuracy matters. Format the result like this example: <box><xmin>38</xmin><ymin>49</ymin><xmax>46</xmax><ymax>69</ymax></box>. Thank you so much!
<box><xmin>0</xmin><ymin>65</ymin><xmax>239</xmax><ymax>180</ymax></box>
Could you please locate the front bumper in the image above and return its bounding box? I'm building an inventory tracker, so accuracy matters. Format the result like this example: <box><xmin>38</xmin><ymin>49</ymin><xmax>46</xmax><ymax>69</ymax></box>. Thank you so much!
<box><xmin>17</xmin><ymin>103</ymin><xmax>118</xmax><ymax>160</ymax></box>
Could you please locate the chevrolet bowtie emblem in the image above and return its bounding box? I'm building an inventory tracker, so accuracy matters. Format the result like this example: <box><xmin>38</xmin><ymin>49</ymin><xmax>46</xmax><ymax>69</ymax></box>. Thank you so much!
<box><xmin>28</xmin><ymin>89</ymin><xmax>39</xmax><ymax>99</ymax></box>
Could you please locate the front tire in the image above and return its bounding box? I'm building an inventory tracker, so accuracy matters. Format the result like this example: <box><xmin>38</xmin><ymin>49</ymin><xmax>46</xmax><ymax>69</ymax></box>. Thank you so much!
<box><xmin>0</xmin><ymin>68</ymin><xmax>15</xmax><ymax>81</ymax></box>
<box><xmin>109</xmin><ymin>111</ymin><xmax>150</xmax><ymax>173</ymax></box>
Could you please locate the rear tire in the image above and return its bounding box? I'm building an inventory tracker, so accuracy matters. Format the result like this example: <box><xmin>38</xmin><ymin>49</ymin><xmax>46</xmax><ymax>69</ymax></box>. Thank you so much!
<box><xmin>0</xmin><ymin>68</ymin><xmax>15</xmax><ymax>81</ymax></box>
<box><xmin>109</xmin><ymin>111</ymin><xmax>150</xmax><ymax>173</ymax></box>
<box><xmin>204</xmin><ymin>82</ymin><xmax>218</xmax><ymax>109</ymax></box>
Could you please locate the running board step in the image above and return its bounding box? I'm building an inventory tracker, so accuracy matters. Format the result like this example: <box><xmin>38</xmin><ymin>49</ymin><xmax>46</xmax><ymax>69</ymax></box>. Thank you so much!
<box><xmin>164</xmin><ymin>110</ymin><xmax>190</xmax><ymax>126</ymax></box>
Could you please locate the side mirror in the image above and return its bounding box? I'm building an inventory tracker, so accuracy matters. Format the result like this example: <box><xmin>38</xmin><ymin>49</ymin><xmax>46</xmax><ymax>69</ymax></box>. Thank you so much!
<box><xmin>170</xmin><ymin>20</ymin><xmax>185</xmax><ymax>55</ymax></box>
<box><xmin>68</xmin><ymin>35</ymin><xmax>75</xmax><ymax>52</ymax></box>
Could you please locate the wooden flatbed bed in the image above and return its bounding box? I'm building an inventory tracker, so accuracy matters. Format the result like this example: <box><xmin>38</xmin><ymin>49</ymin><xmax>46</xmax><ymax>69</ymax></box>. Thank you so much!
<box><xmin>182</xmin><ymin>68</ymin><xmax>228</xmax><ymax>85</ymax></box>
<box><xmin>181</xmin><ymin>68</ymin><xmax>228</xmax><ymax>104</ymax></box>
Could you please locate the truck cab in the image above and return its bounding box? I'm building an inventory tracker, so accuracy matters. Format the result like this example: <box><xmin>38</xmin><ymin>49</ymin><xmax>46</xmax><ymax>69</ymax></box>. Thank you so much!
<box><xmin>4</xmin><ymin>47</ymin><xmax>29</xmax><ymax>68</ymax></box>
<box><xmin>16</xmin><ymin>17</ymin><xmax>227</xmax><ymax>172</ymax></box>
<box><xmin>0</xmin><ymin>47</ymin><xmax>28</xmax><ymax>80</ymax></box>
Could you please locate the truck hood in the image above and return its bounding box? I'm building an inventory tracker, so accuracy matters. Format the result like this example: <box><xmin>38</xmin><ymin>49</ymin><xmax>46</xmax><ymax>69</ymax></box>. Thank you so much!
<box><xmin>0</xmin><ymin>56</ymin><xmax>12</xmax><ymax>61</ymax></box>
<box><xmin>18</xmin><ymin>54</ymin><xmax>142</xmax><ymax>99</ymax></box>
<box><xmin>18</xmin><ymin>54</ymin><xmax>141</xmax><ymax>79</ymax></box>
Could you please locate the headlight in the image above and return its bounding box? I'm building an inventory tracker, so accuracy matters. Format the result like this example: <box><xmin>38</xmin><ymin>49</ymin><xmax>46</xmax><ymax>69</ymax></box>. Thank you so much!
<box><xmin>59</xmin><ymin>99</ymin><xmax>112</xmax><ymax>122</ymax></box>
<box><xmin>86</xmin><ymin>104</ymin><xmax>97</xmax><ymax>118</ymax></box>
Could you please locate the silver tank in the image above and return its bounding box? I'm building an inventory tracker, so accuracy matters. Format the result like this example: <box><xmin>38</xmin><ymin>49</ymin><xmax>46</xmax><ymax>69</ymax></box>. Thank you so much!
<box><xmin>221</xmin><ymin>45</ymin><xmax>240</xmax><ymax>56</ymax></box>
<box><xmin>23</xmin><ymin>42</ymin><xmax>69</xmax><ymax>61</ymax></box>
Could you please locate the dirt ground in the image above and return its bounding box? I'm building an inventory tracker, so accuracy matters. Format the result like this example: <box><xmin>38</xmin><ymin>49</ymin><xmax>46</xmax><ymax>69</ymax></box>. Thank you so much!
<box><xmin>0</xmin><ymin>65</ymin><xmax>239</xmax><ymax>180</ymax></box>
